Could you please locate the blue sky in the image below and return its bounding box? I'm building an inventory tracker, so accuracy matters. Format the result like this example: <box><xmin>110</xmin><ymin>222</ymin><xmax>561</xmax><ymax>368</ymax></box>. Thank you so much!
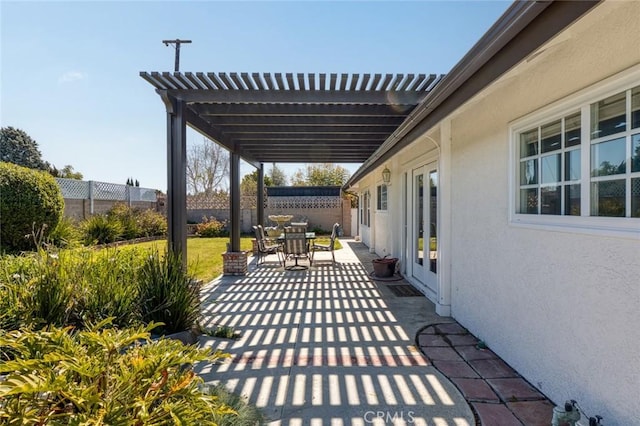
<box><xmin>1</xmin><ymin>1</ymin><xmax>510</xmax><ymax>191</ymax></box>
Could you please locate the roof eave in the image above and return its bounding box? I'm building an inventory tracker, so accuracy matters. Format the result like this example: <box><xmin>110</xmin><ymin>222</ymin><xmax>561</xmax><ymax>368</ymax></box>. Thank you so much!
<box><xmin>344</xmin><ymin>0</ymin><xmax>601</xmax><ymax>190</ymax></box>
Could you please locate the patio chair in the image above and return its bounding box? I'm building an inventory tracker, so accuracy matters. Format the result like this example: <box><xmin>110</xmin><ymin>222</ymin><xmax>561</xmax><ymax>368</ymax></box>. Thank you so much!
<box><xmin>282</xmin><ymin>226</ymin><xmax>310</xmax><ymax>270</ymax></box>
<box><xmin>310</xmin><ymin>223</ymin><xmax>340</xmax><ymax>265</ymax></box>
<box><xmin>253</xmin><ymin>225</ymin><xmax>281</xmax><ymax>266</ymax></box>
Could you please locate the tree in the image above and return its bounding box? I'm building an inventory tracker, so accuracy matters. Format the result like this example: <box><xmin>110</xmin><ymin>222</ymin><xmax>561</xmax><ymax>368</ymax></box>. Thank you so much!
<box><xmin>240</xmin><ymin>170</ymin><xmax>273</xmax><ymax>196</ymax></box>
<box><xmin>49</xmin><ymin>164</ymin><xmax>83</xmax><ymax>180</ymax></box>
<box><xmin>0</xmin><ymin>126</ymin><xmax>48</xmax><ymax>170</ymax></box>
<box><xmin>291</xmin><ymin>163</ymin><xmax>350</xmax><ymax>186</ymax></box>
<box><xmin>269</xmin><ymin>163</ymin><xmax>288</xmax><ymax>186</ymax></box>
<box><xmin>186</xmin><ymin>138</ymin><xmax>229</xmax><ymax>195</ymax></box>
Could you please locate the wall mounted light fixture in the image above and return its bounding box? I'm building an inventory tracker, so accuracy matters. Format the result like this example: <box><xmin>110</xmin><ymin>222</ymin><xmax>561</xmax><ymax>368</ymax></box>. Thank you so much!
<box><xmin>382</xmin><ymin>167</ymin><xmax>391</xmax><ymax>185</ymax></box>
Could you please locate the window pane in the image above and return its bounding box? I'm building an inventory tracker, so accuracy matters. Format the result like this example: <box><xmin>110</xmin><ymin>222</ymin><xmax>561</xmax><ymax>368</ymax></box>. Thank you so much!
<box><xmin>381</xmin><ymin>185</ymin><xmax>387</xmax><ymax>210</ymax></box>
<box><xmin>565</xmin><ymin>149</ymin><xmax>581</xmax><ymax>181</ymax></box>
<box><xmin>632</xmin><ymin>133</ymin><xmax>640</xmax><ymax>173</ymax></box>
<box><xmin>591</xmin><ymin>137</ymin><xmax>626</xmax><ymax>176</ymax></box>
<box><xmin>632</xmin><ymin>86</ymin><xmax>640</xmax><ymax>129</ymax></box>
<box><xmin>429</xmin><ymin>171</ymin><xmax>438</xmax><ymax>274</ymax></box>
<box><xmin>541</xmin><ymin>120</ymin><xmax>561</xmax><ymax>153</ymax></box>
<box><xmin>541</xmin><ymin>154</ymin><xmax>560</xmax><ymax>183</ymax></box>
<box><xmin>565</xmin><ymin>184</ymin><xmax>581</xmax><ymax>216</ymax></box>
<box><xmin>565</xmin><ymin>112</ymin><xmax>581</xmax><ymax>147</ymax></box>
<box><xmin>520</xmin><ymin>129</ymin><xmax>538</xmax><ymax>158</ymax></box>
<box><xmin>520</xmin><ymin>188</ymin><xmax>538</xmax><ymax>214</ymax></box>
<box><xmin>591</xmin><ymin>179</ymin><xmax>625</xmax><ymax>217</ymax></box>
<box><xmin>632</xmin><ymin>178</ymin><xmax>640</xmax><ymax>218</ymax></box>
<box><xmin>591</xmin><ymin>91</ymin><xmax>626</xmax><ymax>139</ymax></box>
<box><xmin>541</xmin><ymin>186</ymin><xmax>561</xmax><ymax>215</ymax></box>
<box><xmin>520</xmin><ymin>159</ymin><xmax>538</xmax><ymax>185</ymax></box>
<box><xmin>415</xmin><ymin>174</ymin><xmax>424</xmax><ymax>266</ymax></box>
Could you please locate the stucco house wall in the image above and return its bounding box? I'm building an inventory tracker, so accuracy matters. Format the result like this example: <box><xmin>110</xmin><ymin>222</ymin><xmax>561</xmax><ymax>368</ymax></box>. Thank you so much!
<box><xmin>445</xmin><ymin>3</ymin><xmax>640</xmax><ymax>423</ymax></box>
<box><xmin>354</xmin><ymin>2</ymin><xmax>639</xmax><ymax>424</ymax></box>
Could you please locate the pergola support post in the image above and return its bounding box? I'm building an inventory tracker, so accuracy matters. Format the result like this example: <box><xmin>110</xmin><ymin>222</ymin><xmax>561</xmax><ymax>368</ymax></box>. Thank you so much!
<box><xmin>257</xmin><ymin>163</ymin><xmax>265</xmax><ymax>226</ymax></box>
<box><xmin>165</xmin><ymin>95</ymin><xmax>187</xmax><ymax>264</ymax></box>
<box><xmin>223</xmin><ymin>151</ymin><xmax>247</xmax><ymax>275</ymax></box>
<box><xmin>230</xmin><ymin>152</ymin><xmax>241</xmax><ymax>252</ymax></box>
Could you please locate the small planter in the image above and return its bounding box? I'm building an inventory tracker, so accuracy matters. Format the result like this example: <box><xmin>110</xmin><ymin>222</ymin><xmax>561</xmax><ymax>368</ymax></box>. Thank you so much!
<box><xmin>372</xmin><ymin>256</ymin><xmax>398</xmax><ymax>277</ymax></box>
<box><xmin>265</xmin><ymin>227</ymin><xmax>280</xmax><ymax>237</ymax></box>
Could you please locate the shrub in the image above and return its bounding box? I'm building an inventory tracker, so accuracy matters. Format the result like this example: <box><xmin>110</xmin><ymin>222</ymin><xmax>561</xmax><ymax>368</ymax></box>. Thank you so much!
<box><xmin>311</xmin><ymin>225</ymin><xmax>326</xmax><ymax>235</ymax></box>
<box><xmin>99</xmin><ymin>203</ymin><xmax>166</xmax><ymax>241</ymax></box>
<box><xmin>137</xmin><ymin>209</ymin><xmax>167</xmax><ymax>237</ymax></box>
<box><xmin>0</xmin><ymin>162</ymin><xmax>64</xmax><ymax>253</ymax></box>
<box><xmin>107</xmin><ymin>202</ymin><xmax>140</xmax><ymax>240</ymax></box>
<box><xmin>138</xmin><ymin>250</ymin><xmax>201</xmax><ymax>335</ymax></box>
<box><xmin>0</xmin><ymin>321</ymin><xmax>233</xmax><ymax>425</ymax></box>
<box><xmin>48</xmin><ymin>216</ymin><xmax>79</xmax><ymax>248</ymax></box>
<box><xmin>195</xmin><ymin>216</ymin><xmax>227</xmax><ymax>237</ymax></box>
<box><xmin>81</xmin><ymin>214</ymin><xmax>123</xmax><ymax>245</ymax></box>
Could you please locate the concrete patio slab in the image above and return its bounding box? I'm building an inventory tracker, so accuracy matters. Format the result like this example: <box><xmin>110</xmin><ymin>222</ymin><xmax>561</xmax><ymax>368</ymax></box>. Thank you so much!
<box><xmin>195</xmin><ymin>239</ymin><xmax>474</xmax><ymax>425</ymax></box>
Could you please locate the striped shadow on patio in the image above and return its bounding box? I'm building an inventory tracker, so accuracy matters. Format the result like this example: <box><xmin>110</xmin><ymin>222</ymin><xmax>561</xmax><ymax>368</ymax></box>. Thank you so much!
<box><xmin>196</xmin><ymin>240</ymin><xmax>473</xmax><ymax>425</ymax></box>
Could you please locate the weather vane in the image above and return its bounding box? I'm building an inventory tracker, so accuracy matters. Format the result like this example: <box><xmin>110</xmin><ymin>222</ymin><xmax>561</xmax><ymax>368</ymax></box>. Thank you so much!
<box><xmin>162</xmin><ymin>39</ymin><xmax>192</xmax><ymax>72</ymax></box>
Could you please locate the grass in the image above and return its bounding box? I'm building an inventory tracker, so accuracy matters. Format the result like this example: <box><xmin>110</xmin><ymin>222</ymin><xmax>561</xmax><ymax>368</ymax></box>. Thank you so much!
<box><xmin>116</xmin><ymin>235</ymin><xmax>342</xmax><ymax>283</ymax></box>
<box><xmin>116</xmin><ymin>237</ymin><xmax>253</xmax><ymax>283</ymax></box>
<box><xmin>206</xmin><ymin>384</ymin><xmax>265</xmax><ymax>426</ymax></box>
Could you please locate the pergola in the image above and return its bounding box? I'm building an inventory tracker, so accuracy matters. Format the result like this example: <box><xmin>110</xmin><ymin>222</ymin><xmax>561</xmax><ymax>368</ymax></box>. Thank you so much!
<box><xmin>139</xmin><ymin>71</ymin><xmax>443</xmax><ymax>255</ymax></box>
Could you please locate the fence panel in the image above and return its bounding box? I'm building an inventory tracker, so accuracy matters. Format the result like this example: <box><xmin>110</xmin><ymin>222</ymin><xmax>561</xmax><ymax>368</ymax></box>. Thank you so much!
<box><xmin>55</xmin><ymin>178</ymin><xmax>90</xmax><ymax>199</ymax></box>
<box><xmin>56</xmin><ymin>178</ymin><xmax>159</xmax><ymax>219</ymax></box>
<box><xmin>56</xmin><ymin>178</ymin><xmax>157</xmax><ymax>202</ymax></box>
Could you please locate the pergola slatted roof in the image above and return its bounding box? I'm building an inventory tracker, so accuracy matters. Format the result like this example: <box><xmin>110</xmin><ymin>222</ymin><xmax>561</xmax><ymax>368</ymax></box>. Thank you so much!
<box><xmin>140</xmin><ymin>71</ymin><xmax>444</xmax><ymax>165</ymax></box>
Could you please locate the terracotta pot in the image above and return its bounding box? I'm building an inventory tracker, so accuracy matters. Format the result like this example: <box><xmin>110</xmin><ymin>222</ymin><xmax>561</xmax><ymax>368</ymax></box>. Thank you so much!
<box><xmin>372</xmin><ymin>257</ymin><xmax>397</xmax><ymax>277</ymax></box>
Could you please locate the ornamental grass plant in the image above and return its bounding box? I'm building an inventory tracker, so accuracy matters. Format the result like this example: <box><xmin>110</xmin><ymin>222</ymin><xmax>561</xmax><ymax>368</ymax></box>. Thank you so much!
<box><xmin>138</xmin><ymin>249</ymin><xmax>202</xmax><ymax>335</ymax></box>
<box><xmin>0</xmin><ymin>247</ymin><xmax>200</xmax><ymax>335</ymax></box>
<box><xmin>80</xmin><ymin>214</ymin><xmax>124</xmax><ymax>245</ymax></box>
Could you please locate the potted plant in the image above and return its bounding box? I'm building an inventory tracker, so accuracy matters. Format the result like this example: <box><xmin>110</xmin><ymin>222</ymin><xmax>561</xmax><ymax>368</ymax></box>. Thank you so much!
<box><xmin>372</xmin><ymin>255</ymin><xmax>398</xmax><ymax>277</ymax></box>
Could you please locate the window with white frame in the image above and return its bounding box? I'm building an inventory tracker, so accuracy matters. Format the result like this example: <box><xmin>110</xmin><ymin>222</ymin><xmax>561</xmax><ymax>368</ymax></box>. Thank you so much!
<box><xmin>377</xmin><ymin>184</ymin><xmax>388</xmax><ymax>211</ymax></box>
<box><xmin>514</xmin><ymin>79</ymin><xmax>640</xmax><ymax>226</ymax></box>
<box><xmin>518</xmin><ymin>112</ymin><xmax>582</xmax><ymax>215</ymax></box>
<box><xmin>361</xmin><ymin>190</ymin><xmax>371</xmax><ymax>226</ymax></box>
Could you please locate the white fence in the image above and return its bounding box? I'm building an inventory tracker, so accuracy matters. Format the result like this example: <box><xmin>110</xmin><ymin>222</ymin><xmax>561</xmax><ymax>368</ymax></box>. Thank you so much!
<box><xmin>56</xmin><ymin>178</ymin><xmax>159</xmax><ymax>217</ymax></box>
<box><xmin>56</xmin><ymin>178</ymin><xmax>158</xmax><ymax>202</ymax></box>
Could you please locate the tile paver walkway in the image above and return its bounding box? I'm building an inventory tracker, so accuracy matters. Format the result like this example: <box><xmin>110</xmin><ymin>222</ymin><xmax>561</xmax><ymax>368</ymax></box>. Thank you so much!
<box><xmin>416</xmin><ymin>323</ymin><xmax>555</xmax><ymax>425</ymax></box>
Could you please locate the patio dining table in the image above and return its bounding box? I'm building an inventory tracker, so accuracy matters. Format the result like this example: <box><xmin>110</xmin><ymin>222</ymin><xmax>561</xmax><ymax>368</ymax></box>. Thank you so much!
<box><xmin>276</xmin><ymin>231</ymin><xmax>316</xmax><ymax>242</ymax></box>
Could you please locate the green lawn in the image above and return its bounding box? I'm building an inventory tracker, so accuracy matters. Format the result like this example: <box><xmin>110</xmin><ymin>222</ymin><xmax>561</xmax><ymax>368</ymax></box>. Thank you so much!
<box><xmin>116</xmin><ymin>237</ymin><xmax>253</xmax><ymax>283</ymax></box>
<box><xmin>119</xmin><ymin>236</ymin><xmax>341</xmax><ymax>282</ymax></box>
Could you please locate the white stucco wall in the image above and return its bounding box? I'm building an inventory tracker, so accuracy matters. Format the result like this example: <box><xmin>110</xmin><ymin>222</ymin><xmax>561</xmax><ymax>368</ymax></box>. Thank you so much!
<box><xmin>352</xmin><ymin>2</ymin><xmax>640</xmax><ymax>423</ymax></box>
<box><xmin>374</xmin><ymin>208</ymin><xmax>391</xmax><ymax>257</ymax></box>
<box><xmin>446</xmin><ymin>2</ymin><xmax>640</xmax><ymax>424</ymax></box>
<box><xmin>357</xmin><ymin>174</ymin><xmax>395</xmax><ymax>257</ymax></box>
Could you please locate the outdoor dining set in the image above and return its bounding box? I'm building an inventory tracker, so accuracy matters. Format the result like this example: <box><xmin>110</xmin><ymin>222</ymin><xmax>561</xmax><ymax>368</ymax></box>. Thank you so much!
<box><xmin>253</xmin><ymin>220</ymin><xmax>340</xmax><ymax>270</ymax></box>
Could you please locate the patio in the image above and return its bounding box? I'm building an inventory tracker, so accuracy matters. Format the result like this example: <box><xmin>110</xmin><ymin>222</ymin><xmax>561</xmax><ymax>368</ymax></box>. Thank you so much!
<box><xmin>196</xmin><ymin>239</ymin><xmax>473</xmax><ymax>425</ymax></box>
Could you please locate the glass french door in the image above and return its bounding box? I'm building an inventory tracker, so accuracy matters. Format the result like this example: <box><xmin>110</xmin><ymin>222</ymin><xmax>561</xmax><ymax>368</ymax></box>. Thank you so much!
<box><xmin>410</xmin><ymin>164</ymin><xmax>438</xmax><ymax>295</ymax></box>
